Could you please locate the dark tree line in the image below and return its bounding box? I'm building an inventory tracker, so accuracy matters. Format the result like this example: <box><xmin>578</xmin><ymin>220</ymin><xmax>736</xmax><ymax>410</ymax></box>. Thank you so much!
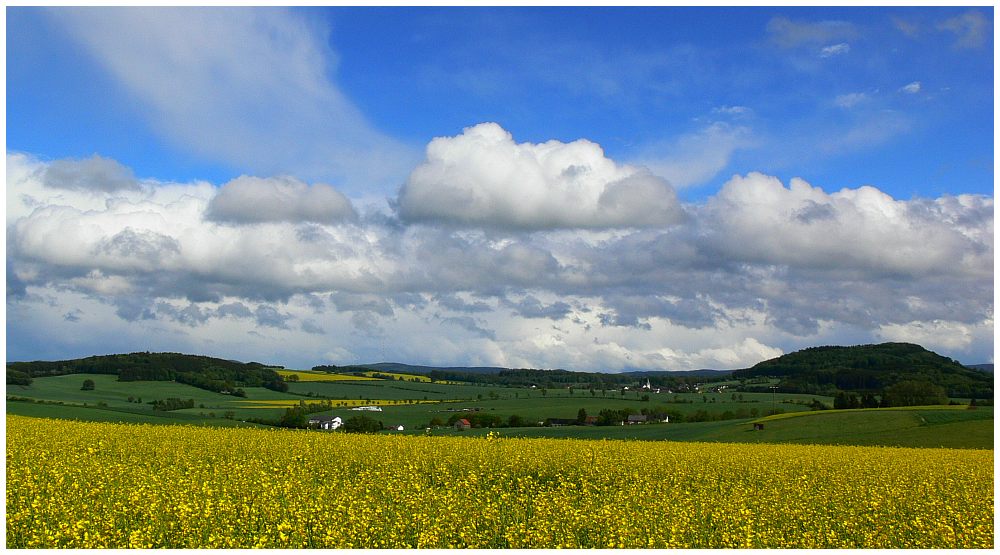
<box><xmin>150</xmin><ymin>398</ymin><xmax>195</xmax><ymax>411</ymax></box>
<box><xmin>832</xmin><ymin>380</ymin><xmax>949</xmax><ymax>409</ymax></box>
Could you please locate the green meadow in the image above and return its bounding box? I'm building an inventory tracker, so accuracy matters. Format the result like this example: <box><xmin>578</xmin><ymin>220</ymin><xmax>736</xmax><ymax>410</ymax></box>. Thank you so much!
<box><xmin>8</xmin><ymin>372</ymin><xmax>990</xmax><ymax>450</ymax></box>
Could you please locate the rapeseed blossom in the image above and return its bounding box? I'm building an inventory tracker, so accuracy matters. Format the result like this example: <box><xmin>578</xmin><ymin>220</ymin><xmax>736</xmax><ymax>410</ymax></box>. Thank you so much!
<box><xmin>5</xmin><ymin>415</ymin><xmax>993</xmax><ymax>548</ymax></box>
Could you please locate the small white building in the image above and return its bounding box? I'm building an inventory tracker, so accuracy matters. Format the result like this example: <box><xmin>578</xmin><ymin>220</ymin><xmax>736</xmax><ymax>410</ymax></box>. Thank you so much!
<box><xmin>308</xmin><ymin>416</ymin><xmax>342</xmax><ymax>430</ymax></box>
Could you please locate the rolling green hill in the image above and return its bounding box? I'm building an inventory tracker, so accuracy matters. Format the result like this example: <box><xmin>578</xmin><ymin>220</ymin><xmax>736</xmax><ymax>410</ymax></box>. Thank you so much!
<box><xmin>7</xmin><ymin>352</ymin><xmax>288</xmax><ymax>395</ymax></box>
<box><xmin>734</xmin><ymin>342</ymin><xmax>993</xmax><ymax>398</ymax></box>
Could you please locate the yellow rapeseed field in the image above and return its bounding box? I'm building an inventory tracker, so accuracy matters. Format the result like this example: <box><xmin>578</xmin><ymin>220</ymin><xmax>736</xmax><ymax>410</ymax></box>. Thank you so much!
<box><xmin>5</xmin><ymin>415</ymin><xmax>993</xmax><ymax>548</ymax></box>
<box><xmin>276</xmin><ymin>370</ymin><xmax>379</xmax><ymax>382</ymax></box>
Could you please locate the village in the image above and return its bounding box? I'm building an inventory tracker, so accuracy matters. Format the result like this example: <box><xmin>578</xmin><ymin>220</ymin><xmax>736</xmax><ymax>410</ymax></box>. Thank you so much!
<box><xmin>305</xmin><ymin>379</ymin><xmax>692</xmax><ymax>433</ymax></box>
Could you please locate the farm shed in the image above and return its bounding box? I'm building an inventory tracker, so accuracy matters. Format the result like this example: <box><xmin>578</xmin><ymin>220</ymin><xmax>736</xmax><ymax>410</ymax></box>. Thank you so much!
<box><xmin>455</xmin><ymin>418</ymin><xmax>471</xmax><ymax>430</ymax></box>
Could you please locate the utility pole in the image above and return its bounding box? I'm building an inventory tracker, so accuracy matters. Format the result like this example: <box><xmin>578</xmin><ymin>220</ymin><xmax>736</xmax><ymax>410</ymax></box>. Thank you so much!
<box><xmin>769</xmin><ymin>385</ymin><xmax>778</xmax><ymax>415</ymax></box>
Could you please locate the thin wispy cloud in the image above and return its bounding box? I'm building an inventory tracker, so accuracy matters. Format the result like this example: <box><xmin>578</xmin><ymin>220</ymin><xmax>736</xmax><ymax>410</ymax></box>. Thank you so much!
<box><xmin>819</xmin><ymin>43</ymin><xmax>850</xmax><ymax>58</ymax></box>
<box><xmin>937</xmin><ymin>10</ymin><xmax>990</xmax><ymax>49</ymax></box>
<box><xmin>47</xmin><ymin>7</ymin><xmax>418</xmax><ymax>195</ymax></box>
<box><xmin>767</xmin><ymin>16</ymin><xmax>857</xmax><ymax>48</ymax></box>
<box><xmin>834</xmin><ymin>92</ymin><xmax>868</xmax><ymax>109</ymax></box>
<box><xmin>635</xmin><ymin>122</ymin><xmax>754</xmax><ymax>189</ymax></box>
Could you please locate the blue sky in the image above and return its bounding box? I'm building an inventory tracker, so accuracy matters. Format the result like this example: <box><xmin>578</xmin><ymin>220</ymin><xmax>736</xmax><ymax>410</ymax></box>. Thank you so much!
<box><xmin>5</xmin><ymin>7</ymin><xmax>995</xmax><ymax>370</ymax></box>
<box><xmin>9</xmin><ymin>7</ymin><xmax>994</xmax><ymax>199</ymax></box>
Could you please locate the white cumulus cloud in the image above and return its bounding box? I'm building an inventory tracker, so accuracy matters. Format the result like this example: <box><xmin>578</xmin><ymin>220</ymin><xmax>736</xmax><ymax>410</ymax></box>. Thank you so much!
<box><xmin>42</xmin><ymin>154</ymin><xmax>139</xmax><ymax>193</ymax></box>
<box><xmin>206</xmin><ymin>175</ymin><xmax>357</xmax><ymax>225</ymax></box>
<box><xmin>700</xmin><ymin>172</ymin><xmax>993</xmax><ymax>278</ymax></box>
<box><xmin>6</xmin><ymin>152</ymin><xmax>994</xmax><ymax>370</ymax></box>
<box><xmin>397</xmin><ymin>123</ymin><xmax>685</xmax><ymax>230</ymax></box>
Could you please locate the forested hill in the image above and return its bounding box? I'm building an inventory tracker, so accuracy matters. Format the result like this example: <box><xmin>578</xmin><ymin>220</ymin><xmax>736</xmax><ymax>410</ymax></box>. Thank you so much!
<box><xmin>7</xmin><ymin>352</ymin><xmax>288</xmax><ymax>395</ymax></box>
<box><xmin>733</xmin><ymin>343</ymin><xmax>993</xmax><ymax>398</ymax></box>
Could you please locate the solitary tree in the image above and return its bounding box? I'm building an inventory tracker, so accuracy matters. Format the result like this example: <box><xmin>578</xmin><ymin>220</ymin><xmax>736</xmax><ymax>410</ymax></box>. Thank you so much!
<box><xmin>277</xmin><ymin>407</ymin><xmax>307</xmax><ymax>428</ymax></box>
<box><xmin>577</xmin><ymin>408</ymin><xmax>588</xmax><ymax>424</ymax></box>
<box><xmin>81</xmin><ymin>379</ymin><xmax>95</xmax><ymax>391</ymax></box>
<box><xmin>344</xmin><ymin>414</ymin><xmax>382</xmax><ymax>433</ymax></box>
<box><xmin>7</xmin><ymin>369</ymin><xmax>32</xmax><ymax>386</ymax></box>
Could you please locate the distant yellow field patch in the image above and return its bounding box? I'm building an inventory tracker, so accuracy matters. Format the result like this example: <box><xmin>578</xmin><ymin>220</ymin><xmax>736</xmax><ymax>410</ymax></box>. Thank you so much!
<box><xmin>277</xmin><ymin>370</ymin><xmax>379</xmax><ymax>382</ymax></box>
<box><xmin>361</xmin><ymin>371</ymin><xmax>432</xmax><ymax>382</ymax></box>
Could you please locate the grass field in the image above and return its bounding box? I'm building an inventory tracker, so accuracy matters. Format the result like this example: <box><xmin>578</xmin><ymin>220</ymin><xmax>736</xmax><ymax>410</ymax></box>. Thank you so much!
<box><xmin>424</xmin><ymin>406</ymin><xmax>994</xmax><ymax>450</ymax></box>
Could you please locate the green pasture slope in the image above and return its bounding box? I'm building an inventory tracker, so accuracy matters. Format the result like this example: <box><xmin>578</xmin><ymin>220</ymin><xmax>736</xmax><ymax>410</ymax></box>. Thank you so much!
<box><xmin>5</xmin><ymin>373</ymin><xmax>303</xmax><ymax>424</ymax></box>
<box><xmin>424</xmin><ymin>406</ymin><xmax>993</xmax><ymax>450</ymax></box>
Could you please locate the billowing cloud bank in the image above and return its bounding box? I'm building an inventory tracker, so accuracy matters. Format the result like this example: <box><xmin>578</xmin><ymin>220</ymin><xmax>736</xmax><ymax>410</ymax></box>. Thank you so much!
<box><xmin>6</xmin><ymin>126</ymin><xmax>994</xmax><ymax>370</ymax></box>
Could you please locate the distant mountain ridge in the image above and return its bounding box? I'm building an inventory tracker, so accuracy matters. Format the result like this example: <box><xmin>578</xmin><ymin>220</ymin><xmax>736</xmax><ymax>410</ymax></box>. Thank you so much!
<box><xmin>622</xmin><ymin>369</ymin><xmax>733</xmax><ymax>379</ymax></box>
<box><xmin>360</xmin><ymin>362</ymin><xmax>509</xmax><ymax>375</ymax></box>
<box><xmin>361</xmin><ymin>363</ymin><xmax>734</xmax><ymax>377</ymax></box>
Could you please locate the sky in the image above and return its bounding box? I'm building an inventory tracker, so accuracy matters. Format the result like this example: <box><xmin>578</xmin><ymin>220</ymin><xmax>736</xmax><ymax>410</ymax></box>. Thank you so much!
<box><xmin>4</xmin><ymin>6</ymin><xmax>995</xmax><ymax>371</ymax></box>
